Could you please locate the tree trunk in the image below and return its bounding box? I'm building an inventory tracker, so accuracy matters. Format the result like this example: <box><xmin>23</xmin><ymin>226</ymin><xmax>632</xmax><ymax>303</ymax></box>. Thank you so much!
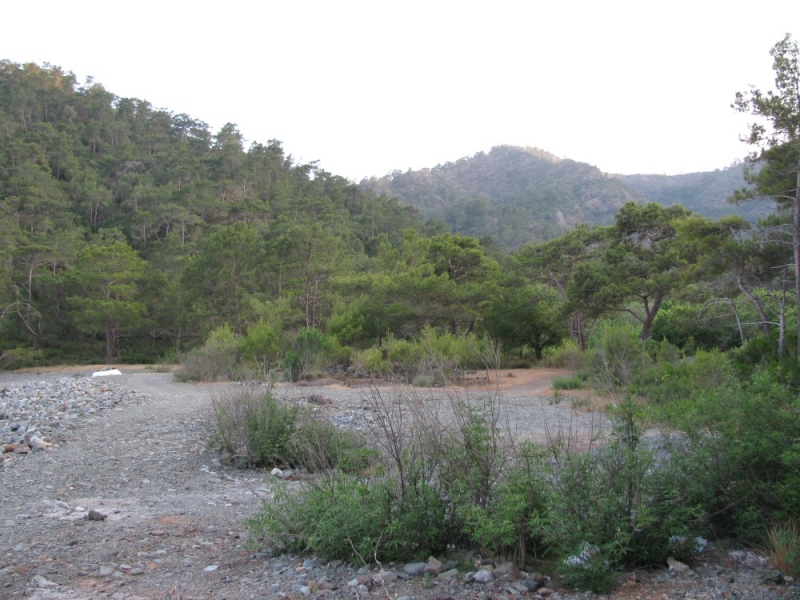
<box><xmin>794</xmin><ymin>161</ymin><xmax>800</xmax><ymax>355</ymax></box>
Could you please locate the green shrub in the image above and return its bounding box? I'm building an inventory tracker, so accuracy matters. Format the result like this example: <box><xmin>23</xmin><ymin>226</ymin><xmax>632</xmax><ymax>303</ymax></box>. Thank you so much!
<box><xmin>0</xmin><ymin>346</ymin><xmax>44</xmax><ymax>370</ymax></box>
<box><xmin>211</xmin><ymin>388</ymin><xmax>372</xmax><ymax>471</ymax></box>
<box><xmin>587</xmin><ymin>323</ymin><xmax>650</xmax><ymax>394</ymax></box>
<box><xmin>552</xmin><ymin>375</ymin><xmax>583</xmax><ymax>390</ymax></box>
<box><xmin>350</xmin><ymin>347</ymin><xmax>388</xmax><ymax>379</ymax></box>
<box><xmin>177</xmin><ymin>325</ymin><xmax>241</xmax><ymax>382</ymax></box>
<box><xmin>247</xmin><ymin>473</ymin><xmax>452</xmax><ymax>562</ymax></box>
<box><xmin>541</xmin><ymin>339</ymin><xmax>584</xmax><ymax>370</ymax></box>
<box><xmin>283</xmin><ymin>328</ymin><xmax>337</xmax><ymax>381</ymax></box>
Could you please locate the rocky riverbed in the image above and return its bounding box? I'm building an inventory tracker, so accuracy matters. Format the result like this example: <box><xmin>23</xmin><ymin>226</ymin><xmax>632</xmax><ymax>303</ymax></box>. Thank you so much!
<box><xmin>0</xmin><ymin>369</ymin><xmax>798</xmax><ymax>600</ymax></box>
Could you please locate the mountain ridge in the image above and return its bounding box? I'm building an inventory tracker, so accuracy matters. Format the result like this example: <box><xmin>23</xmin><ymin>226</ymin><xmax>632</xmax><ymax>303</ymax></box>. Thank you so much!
<box><xmin>362</xmin><ymin>145</ymin><xmax>766</xmax><ymax>250</ymax></box>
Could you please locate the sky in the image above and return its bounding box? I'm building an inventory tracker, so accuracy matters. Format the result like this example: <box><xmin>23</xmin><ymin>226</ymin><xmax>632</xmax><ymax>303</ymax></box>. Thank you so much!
<box><xmin>3</xmin><ymin>1</ymin><xmax>799</xmax><ymax>181</ymax></box>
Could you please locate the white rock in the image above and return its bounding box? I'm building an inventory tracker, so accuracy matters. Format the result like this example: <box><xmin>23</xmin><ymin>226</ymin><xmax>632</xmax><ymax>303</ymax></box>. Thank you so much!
<box><xmin>92</xmin><ymin>369</ymin><xmax>122</xmax><ymax>377</ymax></box>
<box><xmin>667</xmin><ymin>557</ymin><xmax>689</xmax><ymax>572</ymax></box>
<box><xmin>32</xmin><ymin>574</ymin><xmax>59</xmax><ymax>588</ymax></box>
<box><xmin>204</xmin><ymin>564</ymin><xmax>219</xmax><ymax>573</ymax></box>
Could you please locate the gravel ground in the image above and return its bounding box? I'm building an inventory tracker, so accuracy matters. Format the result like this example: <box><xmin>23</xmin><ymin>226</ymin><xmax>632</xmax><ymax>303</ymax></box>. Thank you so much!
<box><xmin>0</xmin><ymin>369</ymin><xmax>798</xmax><ymax>600</ymax></box>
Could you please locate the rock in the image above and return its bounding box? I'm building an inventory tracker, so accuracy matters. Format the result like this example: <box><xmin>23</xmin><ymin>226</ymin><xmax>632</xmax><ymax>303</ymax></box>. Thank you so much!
<box><xmin>28</xmin><ymin>436</ymin><xmax>52</xmax><ymax>451</ymax></box>
<box><xmin>437</xmin><ymin>568</ymin><xmax>458</xmax><ymax>579</ymax></box>
<box><xmin>32</xmin><ymin>574</ymin><xmax>59</xmax><ymax>588</ymax></box>
<box><xmin>667</xmin><ymin>557</ymin><xmax>690</xmax><ymax>572</ymax></box>
<box><xmin>98</xmin><ymin>565</ymin><xmax>114</xmax><ymax>577</ymax></box>
<box><xmin>87</xmin><ymin>509</ymin><xmax>106</xmax><ymax>521</ymax></box>
<box><xmin>473</xmin><ymin>569</ymin><xmax>494</xmax><ymax>583</ymax></box>
<box><xmin>271</xmin><ymin>467</ymin><xmax>283</xmax><ymax>477</ymax></box>
<box><xmin>424</xmin><ymin>556</ymin><xmax>445</xmax><ymax>576</ymax></box>
<box><xmin>92</xmin><ymin>369</ymin><xmax>122</xmax><ymax>377</ymax></box>
<box><xmin>538</xmin><ymin>587</ymin><xmax>555</xmax><ymax>596</ymax></box>
<box><xmin>53</xmin><ymin>500</ymin><xmax>69</xmax><ymax>510</ymax></box>
<box><xmin>303</xmin><ymin>558</ymin><xmax>325</xmax><ymax>568</ymax></box>
<box><xmin>204</xmin><ymin>564</ymin><xmax>219</xmax><ymax>572</ymax></box>
<box><xmin>404</xmin><ymin>562</ymin><xmax>427</xmax><ymax>576</ymax></box>
<box><xmin>493</xmin><ymin>561</ymin><xmax>521</xmax><ymax>580</ymax></box>
<box><xmin>130</xmin><ymin>568</ymin><xmax>144</xmax><ymax>576</ymax></box>
<box><xmin>308</xmin><ymin>394</ymin><xmax>332</xmax><ymax>404</ymax></box>
<box><xmin>463</xmin><ymin>571</ymin><xmax>476</xmax><ymax>583</ymax></box>
<box><xmin>521</xmin><ymin>578</ymin><xmax>541</xmax><ymax>591</ymax></box>
<box><xmin>374</xmin><ymin>570</ymin><xmax>398</xmax><ymax>584</ymax></box>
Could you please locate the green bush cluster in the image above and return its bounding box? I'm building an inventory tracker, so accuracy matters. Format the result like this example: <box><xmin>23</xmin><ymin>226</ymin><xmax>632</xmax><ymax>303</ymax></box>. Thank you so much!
<box><xmin>350</xmin><ymin>327</ymin><xmax>493</xmax><ymax>384</ymax></box>
<box><xmin>245</xmin><ymin>387</ymin><xmax>717</xmax><ymax>592</ymax></box>
<box><xmin>177</xmin><ymin>325</ymin><xmax>343</xmax><ymax>382</ymax></box>
<box><xmin>210</xmin><ymin>387</ymin><xmax>374</xmax><ymax>472</ymax></box>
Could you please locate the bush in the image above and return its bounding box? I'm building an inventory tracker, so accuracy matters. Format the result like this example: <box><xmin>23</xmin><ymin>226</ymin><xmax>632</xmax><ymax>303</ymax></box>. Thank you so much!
<box><xmin>283</xmin><ymin>328</ymin><xmax>338</xmax><ymax>381</ymax></box>
<box><xmin>247</xmin><ymin>473</ymin><xmax>451</xmax><ymax>561</ymax></box>
<box><xmin>211</xmin><ymin>387</ymin><xmax>373</xmax><ymax>471</ymax></box>
<box><xmin>177</xmin><ymin>325</ymin><xmax>241</xmax><ymax>382</ymax></box>
<box><xmin>541</xmin><ymin>339</ymin><xmax>584</xmax><ymax>370</ymax></box>
<box><xmin>764</xmin><ymin>520</ymin><xmax>800</xmax><ymax>576</ymax></box>
<box><xmin>552</xmin><ymin>375</ymin><xmax>584</xmax><ymax>390</ymax></box>
<box><xmin>0</xmin><ymin>346</ymin><xmax>44</xmax><ymax>370</ymax></box>
<box><xmin>586</xmin><ymin>323</ymin><xmax>650</xmax><ymax>394</ymax></box>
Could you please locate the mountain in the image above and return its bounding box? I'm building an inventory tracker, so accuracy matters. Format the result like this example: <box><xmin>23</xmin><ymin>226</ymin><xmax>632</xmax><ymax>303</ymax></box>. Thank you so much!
<box><xmin>612</xmin><ymin>166</ymin><xmax>771</xmax><ymax>221</ymax></box>
<box><xmin>362</xmin><ymin>146</ymin><xmax>642</xmax><ymax>249</ymax></box>
<box><xmin>363</xmin><ymin>146</ymin><xmax>768</xmax><ymax>250</ymax></box>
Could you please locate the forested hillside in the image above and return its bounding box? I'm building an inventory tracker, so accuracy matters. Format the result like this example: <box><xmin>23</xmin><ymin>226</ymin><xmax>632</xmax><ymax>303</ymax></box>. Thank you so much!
<box><xmin>362</xmin><ymin>145</ymin><xmax>643</xmax><ymax>249</ymax></box>
<box><xmin>0</xmin><ymin>61</ymin><xmax>419</xmax><ymax>363</ymax></box>
<box><xmin>363</xmin><ymin>146</ymin><xmax>764</xmax><ymax>250</ymax></box>
<box><xmin>0</xmin><ymin>60</ymin><xmax>792</xmax><ymax>372</ymax></box>
<box><xmin>614</xmin><ymin>165</ymin><xmax>771</xmax><ymax>220</ymax></box>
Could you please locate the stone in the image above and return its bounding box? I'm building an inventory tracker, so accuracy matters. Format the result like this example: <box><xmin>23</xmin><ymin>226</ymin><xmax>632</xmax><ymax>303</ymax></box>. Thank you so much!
<box><xmin>204</xmin><ymin>564</ymin><xmax>219</xmax><ymax>572</ymax></box>
<box><xmin>29</xmin><ymin>436</ymin><xmax>53</xmax><ymax>451</ymax></box>
<box><xmin>32</xmin><ymin>575</ymin><xmax>59</xmax><ymax>588</ymax></box>
<box><xmin>374</xmin><ymin>570</ymin><xmax>398</xmax><ymax>584</ymax></box>
<box><xmin>437</xmin><ymin>568</ymin><xmax>458</xmax><ymax>579</ymax></box>
<box><xmin>87</xmin><ymin>509</ymin><xmax>106</xmax><ymax>521</ymax></box>
<box><xmin>403</xmin><ymin>562</ymin><xmax>427</xmax><ymax>576</ymax></box>
<box><xmin>493</xmin><ymin>561</ymin><xmax>521</xmax><ymax>580</ymax></box>
<box><xmin>303</xmin><ymin>558</ymin><xmax>325</xmax><ymax>568</ymax></box>
<box><xmin>53</xmin><ymin>500</ymin><xmax>69</xmax><ymax>510</ymax></box>
<box><xmin>424</xmin><ymin>556</ymin><xmax>445</xmax><ymax>576</ymax></box>
<box><xmin>667</xmin><ymin>557</ymin><xmax>689</xmax><ymax>572</ymax></box>
<box><xmin>98</xmin><ymin>566</ymin><xmax>114</xmax><ymax>577</ymax></box>
<box><xmin>473</xmin><ymin>569</ymin><xmax>494</xmax><ymax>583</ymax></box>
<box><xmin>538</xmin><ymin>588</ymin><xmax>555</xmax><ymax>596</ymax></box>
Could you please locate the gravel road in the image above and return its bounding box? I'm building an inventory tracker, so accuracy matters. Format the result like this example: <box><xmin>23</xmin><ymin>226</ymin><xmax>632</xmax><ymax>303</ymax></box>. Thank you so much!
<box><xmin>0</xmin><ymin>370</ymin><xmax>797</xmax><ymax>600</ymax></box>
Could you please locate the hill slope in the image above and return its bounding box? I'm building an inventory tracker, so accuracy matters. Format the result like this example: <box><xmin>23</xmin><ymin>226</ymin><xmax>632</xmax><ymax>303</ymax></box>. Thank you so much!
<box><xmin>612</xmin><ymin>167</ymin><xmax>770</xmax><ymax>221</ymax></box>
<box><xmin>363</xmin><ymin>146</ymin><xmax>642</xmax><ymax>249</ymax></box>
<box><xmin>363</xmin><ymin>146</ymin><xmax>767</xmax><ymax>249</ymax></box>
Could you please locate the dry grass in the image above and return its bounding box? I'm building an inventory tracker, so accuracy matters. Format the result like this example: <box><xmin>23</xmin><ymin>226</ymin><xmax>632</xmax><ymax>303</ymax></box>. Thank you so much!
<box><xmin>763</xmin><ymin>520</ymin><xmax>800</xmax><ymax>575</ymax></box>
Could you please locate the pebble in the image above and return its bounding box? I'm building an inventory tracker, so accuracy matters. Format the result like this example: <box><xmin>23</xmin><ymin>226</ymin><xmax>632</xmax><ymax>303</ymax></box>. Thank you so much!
<box><xmin>0</xmin><ymin>376</ymin><xmax>150</xmax><ymax>461</ymax></box>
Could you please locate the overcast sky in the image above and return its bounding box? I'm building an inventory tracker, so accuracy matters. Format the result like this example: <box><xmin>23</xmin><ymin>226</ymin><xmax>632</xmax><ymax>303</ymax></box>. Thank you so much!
<box><xmin>3</xmin><ymin>1</ymin><xmax>799</xmax><ymax>181</ymax></box>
